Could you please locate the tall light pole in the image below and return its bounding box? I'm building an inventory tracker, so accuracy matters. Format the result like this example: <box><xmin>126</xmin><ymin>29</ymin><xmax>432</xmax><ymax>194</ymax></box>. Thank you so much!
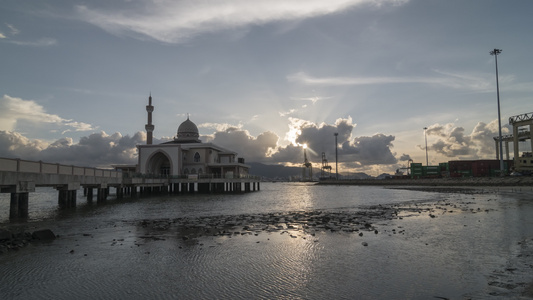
<box><xmin>490</xmin><ymin>48</ymin><xmax>504</xmax><ymax>175</ymax></box>
<box><xmin>423</xmin><ymin>127</ymin><xmax>428</xmax><ymax>166</ymax></box>
<box><xmin>334</xmin><ymin>133</ymin><xmax>339</xmax><ymax>180</ymax></box>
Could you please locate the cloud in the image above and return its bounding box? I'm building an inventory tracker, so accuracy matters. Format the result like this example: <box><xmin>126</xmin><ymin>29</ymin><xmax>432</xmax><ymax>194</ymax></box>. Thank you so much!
<box><xmin>0</xmin><ymin>115</ymin><xmax>401</xmax><ymax>172</ymax></box>
<box><xmin>287</xmin><ymin>70</ymin><xmax>521</xmax><ymax>92</ymax></box>
<box><xmin>7</xmin><ymin>38</ymin><xmax>57</xmax><ymax>47</ymax></box>
<box><xmin>0</xmin><ymin>131</ymin><xmax>48</xmax><ymax>159</ymax></box>
<box><xmin>0</xmin><ymin>130</ymin><xmax>145</xmax><ymax>167</ymax></box>
<box><xmin>6</xmin><ymin>24</ymin><xmax>20</xmax><ymax>35</ymax></box>
<box><xmin>198</xmin><ymin>122</ymin><xmax>243</xmax><ymax>132</ymax></box>
<box><xmin>75</xmin><ymin>0</ymin><xmax>408</xmax><ymax>43</ymax></box>
<box><xmin>291</xmin><ymin>96</ymin><xmax>331</xmax><ymax>104</ymax></box>
<box><xmin>423</xmin><ymin>121</ymin><xmax>510</xmax><ymax>159</ymax></box>
<box><xmin>0</xmin><ymin>23</ymin><xmax>54</xmax><ymax>46</ymax></box>
<box><xmin>271</xmin><ymin>116</ymin><xmax>397</xmax><ymax>167</ymax></box>
<box><xmin>0</xmin><ymin>23</ymin><xmax>19</xmax><ymax>39</ymax></box>
<box><xmin>0</xmin><ymin>95</ymin><xmax>96</xmax><ymax>133</ymax></box>
<box><xmin>399</xmin><ymin>154</ymin><xmax>412</xmax><ymax>161</ymax></box>
<box><xmin>279</xmin><ymin>109</ymin><xmax>297</xmax><ymax>117</ymax></box>
<box><xmin>340</xmin><ymin>134</ymin><xmax>398</xmax><ymax>165</ymax></box>
<box><xmin>287</xmin><ymin>71</ymin><xmax>441</xmax><ymax>86</ymax></box>
<box><xmin>203</xmin><ymin>127</ymin><xmax>279</xmax><ymax>162</ymax></box>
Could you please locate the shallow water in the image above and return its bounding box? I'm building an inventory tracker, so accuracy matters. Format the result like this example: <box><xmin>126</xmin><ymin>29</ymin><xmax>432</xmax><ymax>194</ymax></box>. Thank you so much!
<box><xmin>1</xmin><ymin>183</ymin><xmax>532</xmax><ymax>299</ymax></box>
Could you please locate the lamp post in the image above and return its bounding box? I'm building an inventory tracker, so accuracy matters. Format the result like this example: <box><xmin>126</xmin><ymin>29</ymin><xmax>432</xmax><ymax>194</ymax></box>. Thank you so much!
<box><xmin>334</xmin><ymin>133</ymin><xmax>339</xmax><ymax>180</ymax></box>
<box><xmin>490</xmin><ymin>48</ymin><xmax>504</xmax><ymax>175</ymax></box>
<box><xmin>424</xmin><ymin>127</ymin><xmax>428</xmax><ymax>166</ymax></box>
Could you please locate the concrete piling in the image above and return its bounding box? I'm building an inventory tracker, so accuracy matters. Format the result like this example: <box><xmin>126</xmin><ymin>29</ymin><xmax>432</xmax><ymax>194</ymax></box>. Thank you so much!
<box><xmin>10</xmin><ymin>192</ymin><xmax>29</xmax><ymax>218</ymax></box>
<box><xmin>58</xmin><ymin>189</ymin><xmax>76</xmax><ymax>209</ymax></box>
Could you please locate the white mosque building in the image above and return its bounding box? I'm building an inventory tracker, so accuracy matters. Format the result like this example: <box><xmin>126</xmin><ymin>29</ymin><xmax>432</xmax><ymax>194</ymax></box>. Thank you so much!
<box><xmin>136</xmin><ymin>95</ymin><xmax>251</xmax><ymax>179</ymax></box>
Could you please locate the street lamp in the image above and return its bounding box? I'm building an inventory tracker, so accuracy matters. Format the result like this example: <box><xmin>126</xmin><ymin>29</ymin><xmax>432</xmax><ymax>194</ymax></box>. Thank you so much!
<box><xmin>334</xmin><ymin>133</ymin><xmax>339</xmax><ymax>180</ymax></box>
<box><xmin>490</xmin><ymin>48</ymin><xmax>504</xmax><ymax>175</ymax></box>
<box><xmin>423</xmin><ymin>127</ymin><xmax>428</xmax><ymax>166</ymax></box>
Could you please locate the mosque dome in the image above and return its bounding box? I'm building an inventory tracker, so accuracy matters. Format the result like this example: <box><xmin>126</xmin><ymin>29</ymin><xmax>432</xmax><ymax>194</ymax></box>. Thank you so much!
<box><xmin>176</xmin><ymin>117</ymin><xmax>200</xmax><ymax>142</ymax></box>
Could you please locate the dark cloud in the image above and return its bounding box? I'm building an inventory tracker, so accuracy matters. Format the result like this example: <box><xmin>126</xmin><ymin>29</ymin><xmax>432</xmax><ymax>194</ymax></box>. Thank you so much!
<box><xmin>340</xmin><ymin>134</ymin><xmax>398</xmax><ymax>165</ymax></box>
<box><xmin>0</xmin><ymin>130</ymin><xmax>144</xmax><ymax>168</ymax></box>
<box><xmin>296</xmin><ymin>118</ymin><xmax>353</xmax><ymax>151</ymax></box>
<box><xmin>203</xmin><ymin>127</ymin><xmax>279</xmax><ymax>162</ymax></box>
<box><xmin>271</xmin><ymin>118</ymin><xmax>398</xmax><ymax>167</ymax></box>
<box><xmin>399</xmin><ymin>154</ymin><xmax>412</xmax><ymax>161</ymax></box>
<box><xmin>0</xmin><ymin>117</ymin><xmax>402</xmax><ymax>171</ymax></box>
<box><xmin>270</xmin><ymin>144</ymin><xmax>305</xmax><ymax>164</ymax></box>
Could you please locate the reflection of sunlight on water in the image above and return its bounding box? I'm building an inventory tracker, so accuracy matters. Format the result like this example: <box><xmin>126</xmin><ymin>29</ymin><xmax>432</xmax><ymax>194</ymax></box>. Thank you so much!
<box><xmin>202</xmin><ymin>232</ymin><xmax>324</xmax><ymax>298</ymax></box>
<box><xmin>266</xmin><ymin>233</ymin><xmax>320</xmax><ymax>294</ymax></box>
<box><xmin>283</xmin><ymin>183</ymin><xmax>314</xmax><ymax>210</ymax></box>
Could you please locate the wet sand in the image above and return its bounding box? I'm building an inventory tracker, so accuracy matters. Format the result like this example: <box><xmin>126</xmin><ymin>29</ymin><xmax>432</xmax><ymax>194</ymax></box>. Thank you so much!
<box><xmin>126</xmin><ymin>187</ymin><xmax>533</xmax><ymax>298</ymax></box>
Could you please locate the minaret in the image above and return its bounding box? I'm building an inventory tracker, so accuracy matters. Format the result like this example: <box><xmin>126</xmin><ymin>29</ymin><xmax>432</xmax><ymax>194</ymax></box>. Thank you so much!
<box><xmin>145</xmin><ymin>94</ymin><xmax>154</xmax><ymax>145</ymax></box>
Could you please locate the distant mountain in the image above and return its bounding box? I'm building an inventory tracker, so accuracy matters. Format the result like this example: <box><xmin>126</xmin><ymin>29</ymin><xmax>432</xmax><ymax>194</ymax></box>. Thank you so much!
<box><xmin>338</xmin><ymin>172</ymin><xmax>373</xmax><ymax>180</ymax></box>
<box><xmin>376</xmin><ymin>173</ymin><xmax>394</xmax><ymax>179</ymax></box>
<box><xmin>248</xmin><ymin>162</ymin><xmax>374</xmax><ymax>180</ymax></box>
<box><xmin>248</xmin><ymin>162</ymin><xmax>302</xmax><ymax>179</ymax></box>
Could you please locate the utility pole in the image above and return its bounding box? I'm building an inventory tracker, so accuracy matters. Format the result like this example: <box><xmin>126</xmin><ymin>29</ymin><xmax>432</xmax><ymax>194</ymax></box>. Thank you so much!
<box><xmin>490</xmin><ymin>49</ymin><xmax>504</xmax><ymax>175</ymax></box>
<box><xmin>334</xmin><ymin>133</ymin><xmax>339</xmax><ymax>180</ymax></box>
<box><xmin>424</xmin><ymin>127</ymin><xmax>428</xmax><ymax>166</ymax></box>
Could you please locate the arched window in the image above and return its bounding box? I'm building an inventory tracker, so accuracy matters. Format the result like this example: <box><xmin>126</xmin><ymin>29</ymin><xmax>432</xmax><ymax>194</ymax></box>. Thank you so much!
<box><xmin>194</xmin><ymin>152</ymin><xmax>201</xmax><ymax>163</ymax></box>
<box><xmin>183</xmin><ymin>168</ymin><xmax>189</xmax><ymax>175</ymax></box>
<box><xmin>191</xmin><ymin>168</ymin><xmax>197</xmax><ymax>174</ymax></box>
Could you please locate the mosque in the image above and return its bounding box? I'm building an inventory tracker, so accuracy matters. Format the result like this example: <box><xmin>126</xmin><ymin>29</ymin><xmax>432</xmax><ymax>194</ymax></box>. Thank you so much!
<box><xmin>136</xmin><ymin>95</ymin><xmax>251</xmax><ymax>179</ymax></box>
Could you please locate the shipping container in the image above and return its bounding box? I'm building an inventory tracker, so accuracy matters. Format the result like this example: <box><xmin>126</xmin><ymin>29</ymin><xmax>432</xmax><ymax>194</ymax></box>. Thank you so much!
<box><xmin>448</xmin><ymin>160</ymin><xmax>513</xmax><ymax>177</ymax></box>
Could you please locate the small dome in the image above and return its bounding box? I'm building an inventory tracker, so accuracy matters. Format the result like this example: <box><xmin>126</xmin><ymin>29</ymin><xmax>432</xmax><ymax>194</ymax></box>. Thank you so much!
<box><xmin>177</xmin><ymin>117</ymin><xmax>200</xmax><ymax>142</ymax></box>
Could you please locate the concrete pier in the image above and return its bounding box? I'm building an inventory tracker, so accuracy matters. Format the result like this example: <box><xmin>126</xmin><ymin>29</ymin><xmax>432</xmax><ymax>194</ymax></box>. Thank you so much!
<box><xmin>0</xmin><ymin>157</ymin><xmax>261</xmax><ymax>219</ymax></box>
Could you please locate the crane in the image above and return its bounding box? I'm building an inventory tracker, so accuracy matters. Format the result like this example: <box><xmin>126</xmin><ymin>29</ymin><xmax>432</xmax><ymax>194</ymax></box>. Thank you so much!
<box><xmin>302</xmin><ymin>145</ymin><xmax>313</xmax><ymax>181</ymax></box>
<box><xmin>321</xmin><ymin>152</ymin><xmax>332</xmax><ymax>178</ymax></box>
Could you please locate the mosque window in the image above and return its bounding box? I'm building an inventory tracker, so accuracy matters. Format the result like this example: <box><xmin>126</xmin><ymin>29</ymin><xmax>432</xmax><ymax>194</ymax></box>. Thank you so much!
<box><xmin>194</xmin><ymin>152</ymin><xmax>201</xmax><ymax>163</ymax></box>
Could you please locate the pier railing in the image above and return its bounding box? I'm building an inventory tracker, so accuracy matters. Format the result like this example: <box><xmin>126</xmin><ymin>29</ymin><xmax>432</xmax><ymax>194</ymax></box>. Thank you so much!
<box><xmin>0</xmin><ymin>157</ymin><xmax>121</xmax><ymax>178</ymax></box>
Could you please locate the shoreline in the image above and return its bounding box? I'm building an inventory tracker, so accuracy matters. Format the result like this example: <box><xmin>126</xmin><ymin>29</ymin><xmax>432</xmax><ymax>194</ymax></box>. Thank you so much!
<box><xmin>316</xmin><ymin>176</ymin><xmax>533</xmax><ymax>187</ymax></box>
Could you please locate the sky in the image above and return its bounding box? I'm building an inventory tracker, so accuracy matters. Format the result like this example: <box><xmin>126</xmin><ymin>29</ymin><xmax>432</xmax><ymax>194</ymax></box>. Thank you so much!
<box><xmin>1</xmin><ymin>0</ymin><xmax>533</xmax><ymax>176</ymax></box>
